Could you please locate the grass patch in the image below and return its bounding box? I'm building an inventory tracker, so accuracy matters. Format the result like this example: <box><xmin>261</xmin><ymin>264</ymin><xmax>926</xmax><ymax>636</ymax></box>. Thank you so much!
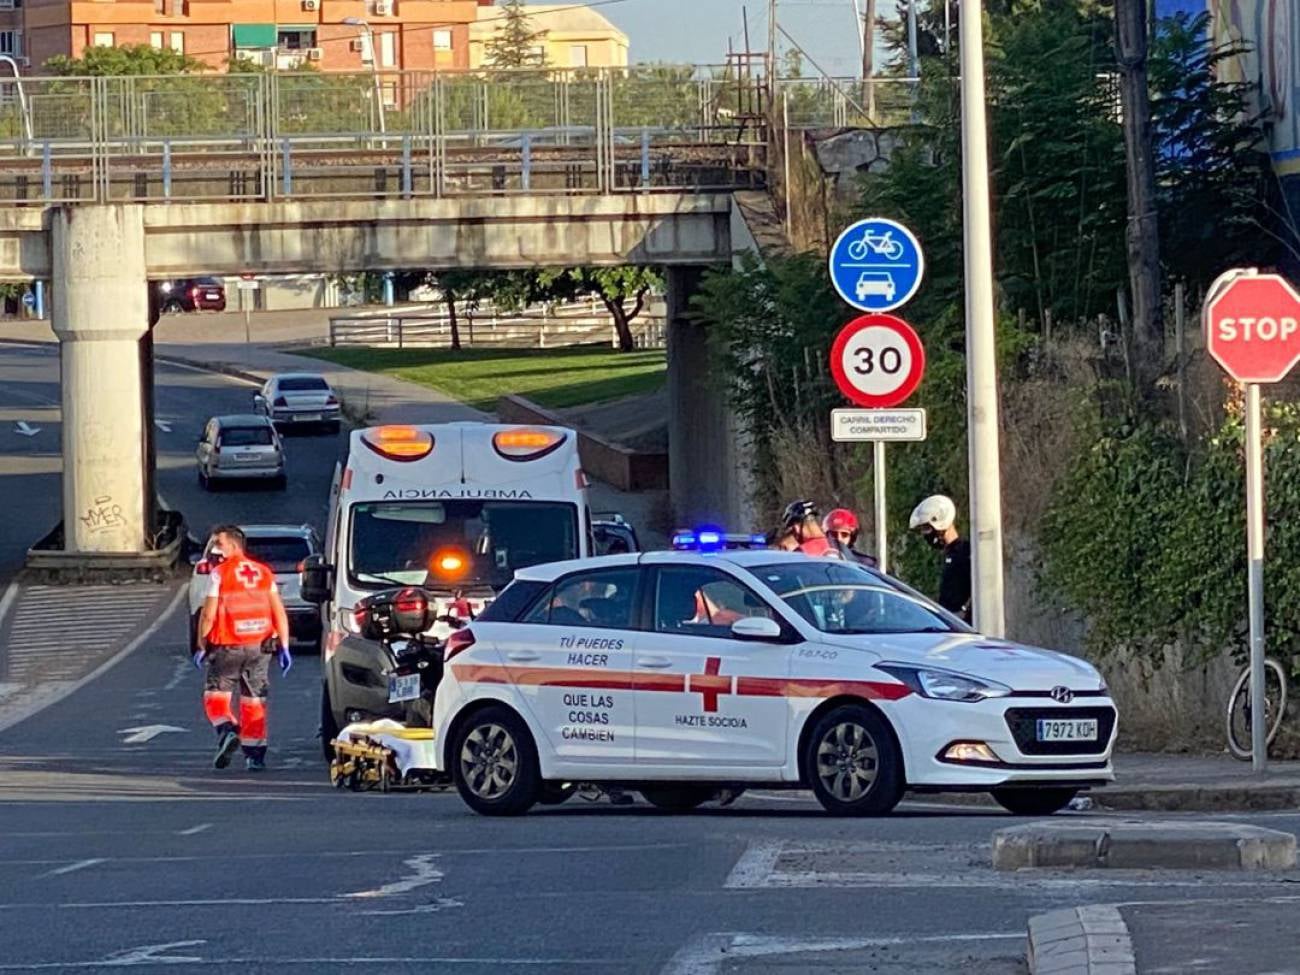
<box><xmin>303</xmin><ymin>344</ymin><xmax>666</xmax><ymax>413</ymax></box>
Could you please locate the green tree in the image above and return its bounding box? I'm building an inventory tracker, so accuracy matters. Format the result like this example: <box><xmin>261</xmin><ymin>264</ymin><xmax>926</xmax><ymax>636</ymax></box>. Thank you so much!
<box><xmin>44</xmin><ymin>44</ymin><xmax>207</xmax><ymax>76</ymax></box>
<box><xmin>540</xmin><ymin>267</ymin><xmax>663</xmax><ymax>352</ymax></box>
<box><xmin>484</xmin><ymin>0</ymin><xmax>548</xmax><ymax>69</ymax></box>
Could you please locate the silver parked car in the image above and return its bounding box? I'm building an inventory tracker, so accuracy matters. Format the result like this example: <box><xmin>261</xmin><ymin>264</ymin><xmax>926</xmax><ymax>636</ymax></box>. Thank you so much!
<box><xmin>253</xmin><ymin>373</ymin><xmax>342</xmax><ymax>432</ymax></box>
<box><xmin>195</xmin><ymin>415</ymin><xmax>286</xmax><ymax>490</ymax></box>
<box><xmin>187</xmin><ymin>524</ymin><xmax>324</xmax><ymax>653</ymax></box>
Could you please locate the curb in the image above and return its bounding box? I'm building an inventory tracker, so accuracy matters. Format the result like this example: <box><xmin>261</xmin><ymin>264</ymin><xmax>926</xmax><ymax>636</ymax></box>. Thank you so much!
<box><xmin>1095</xmin><ymin>785</ymin><xmax>1300</xmax><ymax>813</ymax></box>
<box><xmin>156</xmin><ymin>353</ymin><xmax>265</xmax><ymax>385</ymax></box>
<box><xmin>1027</xmin><ymin>905</ymin><xmax>1135</xmax><ymax>975</ymax></box>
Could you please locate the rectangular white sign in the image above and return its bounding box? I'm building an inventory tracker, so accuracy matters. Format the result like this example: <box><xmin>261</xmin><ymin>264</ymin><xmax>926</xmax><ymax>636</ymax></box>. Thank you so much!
<box><xmin>831</xmin><ymin>408</ymin><xmax>927</xmax><ymax>442</ymax></box>
<box><xmin>236</xmin><ymin>279</ymin><xmax>260</xmax><ymax>290</ymax></box>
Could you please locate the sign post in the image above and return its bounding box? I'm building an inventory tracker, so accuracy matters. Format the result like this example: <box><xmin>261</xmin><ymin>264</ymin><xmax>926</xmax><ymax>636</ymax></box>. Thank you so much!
<box><xmin>828</xmin><ymin>314</ymin><xmax>927</xmax><ymax>573</ymax></box>
<box><xmin>1204</xmin><ymin>267</ymin><xmax>1300</xmax><ymax>773</ymax></box>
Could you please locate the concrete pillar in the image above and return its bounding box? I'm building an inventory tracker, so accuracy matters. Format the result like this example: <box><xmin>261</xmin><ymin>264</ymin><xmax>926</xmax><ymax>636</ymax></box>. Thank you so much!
<box><xmin>665</xmin><ymin>266</ymin><xmax>756</xmax><ymax>529</ymax></box>
<box><xmin>51</xmin><ymin>206</ymin><xmax>150</xmax><ymax>554</ymax></box>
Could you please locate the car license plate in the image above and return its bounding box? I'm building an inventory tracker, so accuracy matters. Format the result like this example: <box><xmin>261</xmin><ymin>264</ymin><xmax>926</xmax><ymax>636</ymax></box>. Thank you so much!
<box><xmin>293</xmin><ymin>413</ymin><xmax>321</xmax><ymax>422</ymax></box>
<box><xmin>204</xmin><ymin>292</ymin><xmax>219</xmax><ymax>299</ymax></box>
<box><xmin>388</xmin><ymin>672</ymin><xmax>421</xmax><ymax>704</ymax></box>
<box><xmin>1036</xmin><ymin>718</ymin><xmax>1098</xmax><ymax>742</ymax></box>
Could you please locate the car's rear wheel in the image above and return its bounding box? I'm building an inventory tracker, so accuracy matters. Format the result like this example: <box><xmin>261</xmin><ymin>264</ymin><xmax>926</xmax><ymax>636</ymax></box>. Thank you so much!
<box><xmin>639</xmin><ymin>785</ymin><xmax>714</xmax><ymax>811</ymax></box>
<box><xmin>320</xmin><ymin>685</ymin><xmax>340</xmax><ymax>762</ymax></box>
<box><xmin>452</xmin><ymin>706</ymin><xmax>540</xmax><ymax>816</ymax></box>
<box><xmin>991</xmin><ymin>787</ymin><xmax>1078</xmax><ymax>816</ymax></box>
<box><xmin>803</xmin><ymin>704</ymin><xmax>904</xmax><ymax>816</ymax></box>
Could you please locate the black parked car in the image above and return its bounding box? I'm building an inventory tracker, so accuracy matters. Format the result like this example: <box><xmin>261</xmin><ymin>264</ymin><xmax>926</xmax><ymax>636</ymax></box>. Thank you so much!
<box><xmin>159</xmin><ymin>277</ymin><xmax>227</xmax><ymax>313</ymax></box>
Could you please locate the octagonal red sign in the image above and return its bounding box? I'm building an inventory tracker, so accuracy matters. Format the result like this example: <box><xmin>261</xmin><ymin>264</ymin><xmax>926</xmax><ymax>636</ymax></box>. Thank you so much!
<box><xmin>1205</xmin><ymin>270</ymin><xmax>1300</xmax><ymax>384</ymax></box>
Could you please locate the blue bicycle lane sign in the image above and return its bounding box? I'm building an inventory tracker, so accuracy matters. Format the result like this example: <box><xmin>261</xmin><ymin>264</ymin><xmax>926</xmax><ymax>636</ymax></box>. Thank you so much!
<box><xmin>828</xmin><ymin>217</ymin><xmax>925</xmax><ymax>313</ymax></box>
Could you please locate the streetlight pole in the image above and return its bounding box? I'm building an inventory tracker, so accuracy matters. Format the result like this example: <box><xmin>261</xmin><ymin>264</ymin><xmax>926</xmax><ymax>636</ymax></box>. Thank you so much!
<box><xmin>958</xmin><ymin>0</ymin><xmax>1006</xmax><ymax>635</ymax></box>
<box><xmin>343</xmin><ymin>17</ymin><xmax>387</xmax><ymax>136</ymax></box>
<box><xmin>0</xmin><ymin>54</ymin><xmax>33</xmax><ymax>154</ymax></box>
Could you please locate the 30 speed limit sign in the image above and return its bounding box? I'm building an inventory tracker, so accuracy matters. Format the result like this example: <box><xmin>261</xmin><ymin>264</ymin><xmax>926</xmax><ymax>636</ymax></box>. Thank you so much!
<box><xmin>829</xmin><ymin>313</ymin><xmax>925</xmax><ymax>408</ymax></box>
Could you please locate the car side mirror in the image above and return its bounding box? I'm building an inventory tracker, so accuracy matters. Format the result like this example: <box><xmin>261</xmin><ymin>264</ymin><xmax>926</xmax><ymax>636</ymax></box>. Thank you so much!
<box><xmin>731</xmin><ymin>616</ymin><xmax>784</xmax><ymax>643</ymax></box>
<box><xmin>300</xmin><ymin>554</ymin><xmax>334</xmax><ymax>605</ymax></box>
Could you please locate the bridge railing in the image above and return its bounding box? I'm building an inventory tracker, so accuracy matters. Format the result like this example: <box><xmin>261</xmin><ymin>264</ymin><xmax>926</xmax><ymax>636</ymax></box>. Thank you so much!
<box><xmin>0</xmin><ymin>66</ymin><xmax>768</xmax><ymax>205</ymax></box>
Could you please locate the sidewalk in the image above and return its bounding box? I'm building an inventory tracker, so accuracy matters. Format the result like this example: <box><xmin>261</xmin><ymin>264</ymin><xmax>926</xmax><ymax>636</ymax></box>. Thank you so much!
<box><xmin>1097</xmin><ymin>752</ymin><xmax>1300</xmax><ymax>812</ymax></box>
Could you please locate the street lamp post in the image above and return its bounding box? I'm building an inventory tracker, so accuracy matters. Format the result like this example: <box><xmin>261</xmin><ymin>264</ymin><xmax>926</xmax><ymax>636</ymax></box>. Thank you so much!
<box><xmin>958</xmin><ymin>0</ymin><xmax>1006</xmax><ymax>635</ymax></box>
<box><xmin>0</xmin><ymin>54</ymin><xmax>33</xmax><ymax>154</ymax></box>
<box><xmin>343</xmin><ymin>17</ymin><xmax>387</xmax><ymax>136</ymax></box>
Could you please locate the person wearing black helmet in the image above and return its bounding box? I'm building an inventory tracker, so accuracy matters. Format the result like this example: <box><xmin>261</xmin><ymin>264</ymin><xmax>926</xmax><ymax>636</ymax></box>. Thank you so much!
<box><xmin>781</xmin><ymin>499</ymin><xmax>841</xmax><ymax>558</ymax></box>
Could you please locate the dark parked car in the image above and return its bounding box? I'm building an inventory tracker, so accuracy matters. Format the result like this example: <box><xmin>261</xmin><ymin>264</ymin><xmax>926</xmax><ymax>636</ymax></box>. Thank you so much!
<box><xmin>160</xmin><ymin>277</ymin><xmax>227</xmax><ymax>313</ymax></box>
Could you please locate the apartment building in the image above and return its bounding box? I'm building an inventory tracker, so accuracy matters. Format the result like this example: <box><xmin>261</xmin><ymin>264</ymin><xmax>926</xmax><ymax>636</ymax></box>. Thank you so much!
<box><xmin>3</xmin><ymin>0</ymin><xmax>494</xmax><ymax>74</ymax></box>
<box><xmin>468</xmin><ymin>3</ymin><xmax>627</xmax><ymax>69</ymax></box>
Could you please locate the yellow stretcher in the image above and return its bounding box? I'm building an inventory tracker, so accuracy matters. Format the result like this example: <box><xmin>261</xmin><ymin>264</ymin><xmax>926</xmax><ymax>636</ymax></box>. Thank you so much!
<box><xmin>329</xmin><ymin>721</ymin><xmax>450</xmax><ymax>793</ymax></box>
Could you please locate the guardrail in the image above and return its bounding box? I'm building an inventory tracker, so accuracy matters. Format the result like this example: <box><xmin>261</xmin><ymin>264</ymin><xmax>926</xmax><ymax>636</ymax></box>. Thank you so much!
<box><xmin>329</xmin><ymin>302</ymin><xmax>666</xmax><ymax>350</ymax></box>
<box><xmin>0</xmin><ymin>67</ymin><xmax>770</xmax><ymax>204</ymax></box>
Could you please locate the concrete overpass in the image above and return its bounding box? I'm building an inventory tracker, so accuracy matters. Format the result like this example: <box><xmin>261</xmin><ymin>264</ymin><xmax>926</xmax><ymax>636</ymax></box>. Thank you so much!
<box><xmin>23</xmin><ymin>193</ymin><xmax>768</xmax><ymax>563</ymax></box>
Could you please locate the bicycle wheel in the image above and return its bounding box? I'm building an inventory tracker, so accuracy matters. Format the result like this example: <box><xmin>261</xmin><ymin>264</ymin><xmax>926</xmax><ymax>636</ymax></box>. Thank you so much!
<box><xmin>1225</xmin><ymin>658</ymin><xmax>1288</xmax><ymax>760</ymax></box>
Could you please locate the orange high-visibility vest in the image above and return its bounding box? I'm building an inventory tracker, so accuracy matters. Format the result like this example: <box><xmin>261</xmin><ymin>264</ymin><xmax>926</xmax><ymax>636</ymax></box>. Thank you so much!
<box><xmin>208</xmin><ymin>557</ymin><xmax>276</xmax><ymax>647</ymax></box>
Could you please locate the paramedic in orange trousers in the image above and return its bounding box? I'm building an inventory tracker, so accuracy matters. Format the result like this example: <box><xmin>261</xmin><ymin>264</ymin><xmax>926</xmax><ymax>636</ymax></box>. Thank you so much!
<box><xmin>194</xmin><ymin>525</ymin><xmax>293</xmax><ymax>771</ymax></box>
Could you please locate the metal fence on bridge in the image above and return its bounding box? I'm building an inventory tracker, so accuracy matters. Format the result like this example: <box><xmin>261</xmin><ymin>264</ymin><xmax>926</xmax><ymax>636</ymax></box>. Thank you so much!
<box><xmin>0</xmin><ymin>66</ymin><xmax>773</xmax><ymax>205</ymax></box>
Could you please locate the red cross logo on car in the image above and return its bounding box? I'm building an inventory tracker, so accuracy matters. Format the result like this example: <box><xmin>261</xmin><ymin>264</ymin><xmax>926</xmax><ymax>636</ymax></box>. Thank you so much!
<box><xmin>690</xmin><ymin>657</ymin><xmax>733</xmax><ymax>713</ymax></box>
<box><xmin>235</xmin><ymin>562</ymin><xmax>262</xmax><ymax>588</ymax></box>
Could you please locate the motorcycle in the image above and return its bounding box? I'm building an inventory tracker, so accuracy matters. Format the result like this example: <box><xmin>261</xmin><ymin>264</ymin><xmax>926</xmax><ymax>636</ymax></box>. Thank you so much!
<box><xmin>329</xmin><ymin>586</ymin><xmax>459</xmax><ymax>791</ymax></box>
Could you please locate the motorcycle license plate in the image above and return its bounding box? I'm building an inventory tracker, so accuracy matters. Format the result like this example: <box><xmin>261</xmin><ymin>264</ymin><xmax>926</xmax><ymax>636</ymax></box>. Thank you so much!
<box><xmin>1036</xmin><ymin>718</ymin><xmax>1098</xmax><ymax>742</ymax></box>
<box><xmin>388</xmin><ymin>672</ymin><xmax>421</xmax><ymax>704</ymax></box>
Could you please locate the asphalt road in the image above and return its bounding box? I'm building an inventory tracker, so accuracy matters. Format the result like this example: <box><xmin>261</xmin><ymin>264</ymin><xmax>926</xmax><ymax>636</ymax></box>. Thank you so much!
<box><xmin>6</xmin><ymin>345</ymin><xmax>1300</xmax><ymax>973</ymax></box>
<box><xmin>0</xmin><ymin>342</ymin><xmax>344</xmax><ymax>579</ymax></box>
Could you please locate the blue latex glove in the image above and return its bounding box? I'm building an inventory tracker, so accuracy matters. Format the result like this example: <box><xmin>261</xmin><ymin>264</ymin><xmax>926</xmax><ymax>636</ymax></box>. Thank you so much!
<box><xmin>192</xmin><ymin>648</ymin><xmax>207</xmax><ymax>670</ymax></box>
<box><xmin>277</xmin><ymin>644</ymin><xmax>293</xmax><ymax>676</ymax></box>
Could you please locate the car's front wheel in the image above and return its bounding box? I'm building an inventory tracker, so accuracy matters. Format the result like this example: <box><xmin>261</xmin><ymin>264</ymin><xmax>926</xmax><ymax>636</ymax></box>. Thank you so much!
<box><xmin>452</xmin><ymin>706</ymin><xmax>540</xmax><ymax>816</ymax></box>
<box><xmin>803</xmin><ymin>703</ymin><xmax>904</xmax><ymax>816</ymax></box>
<box><xmin>991</xmin><ymin>787</ymin><xmax>1078</xmax><ymax>816</ymax></box>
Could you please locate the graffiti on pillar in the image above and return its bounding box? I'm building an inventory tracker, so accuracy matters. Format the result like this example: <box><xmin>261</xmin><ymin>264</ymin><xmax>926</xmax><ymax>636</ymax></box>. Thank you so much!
<box><xmin>81</xmin><ymin>495</ymin><xmax>126</xmax><ymax>535</ymax></box>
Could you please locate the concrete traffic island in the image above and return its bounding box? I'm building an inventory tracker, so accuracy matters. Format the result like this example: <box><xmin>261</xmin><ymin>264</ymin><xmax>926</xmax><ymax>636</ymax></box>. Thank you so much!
<box><xmin>993</xmin><ymin>818</ymin><xmax>1297</xmax><ymax>871</ymax></box>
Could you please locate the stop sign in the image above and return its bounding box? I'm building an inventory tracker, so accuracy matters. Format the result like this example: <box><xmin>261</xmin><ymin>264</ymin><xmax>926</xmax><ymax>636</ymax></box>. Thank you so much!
<box><xmin>1205</xmin><ymin>269</ymin><xmax>1300</xmax><ymax>383</ymax></box>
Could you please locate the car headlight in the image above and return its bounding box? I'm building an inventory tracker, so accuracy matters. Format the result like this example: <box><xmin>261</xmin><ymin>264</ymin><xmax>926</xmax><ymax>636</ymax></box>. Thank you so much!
<box><xmin>876</xmin><ymin>663</ymin><xmax>1012</xmax><ymax>703</ymax></box>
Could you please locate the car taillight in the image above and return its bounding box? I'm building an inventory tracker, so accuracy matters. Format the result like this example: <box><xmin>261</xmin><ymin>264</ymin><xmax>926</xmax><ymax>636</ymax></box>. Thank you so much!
<box><xmin>274</xmin><ymin>396</ymin><xmax>287</xmax><ymax>407</ymax></box>
<box><xmin>493</xmin><ymin>427</ymin><xmax>566</xmax><ymax>461</ymax></box>
<box><xmin>325</xmin><ymin>395</ymin><xmax>338</xmax><ymax>406</ymax></box>
<box><xmin>444</xmin><ymin>627</ymin><xmax>476</xmax><ymax>661</ymax></box>
<box><xmin>394</xmin><ymin>588</ymin><xmax>429</xmax><ymax>616</ymax></box>
<box><xmin>190</xmin><ymin>286</ymin><xmax>200</xmax><ymax>300</ymax></box>
<box><xmin>296</xmin><ymin>560</ymin><xmax>306</xmax><ymax>573</ymax></box>
<box><xmin>195</xmin><ymin>560</ymin><xmax>212</xmax><ymax>575</ymax></box>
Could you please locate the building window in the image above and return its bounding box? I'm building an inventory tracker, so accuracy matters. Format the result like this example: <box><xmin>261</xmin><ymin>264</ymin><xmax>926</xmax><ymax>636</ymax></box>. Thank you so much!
<box><xmin>433</xmin><ymin>28</ymin><xmax>452</xmax><ymax>51</ymax></box>
<box><xmin>169</xmin><ymin>31</ymin><xmax>184</xmax><ymax>53</ymax></box>
<box><xmin>0</xmin><ymin>0</ymin><xmax>22</xmax><ymax>10</ymax></box>
<box><xmin>0</xmin><ymin>29</ymin><xmax>18</xmax><ymax>56</ymax></box>
<box><xmin>150</xmin><ymin>31</ymin><xmax>164</xmax><ymax>48</ymax></box>
<box><xmin>569</xmin><ymin>44</ymin><xmax>588</xmax><ymax>67</ymax></box>
<box><xmin>378</xmin><ymin>31</ymin><xmax>395</xmax><ymax>67</ymax></box>
<box><xmin>277</xmin><ymin>28</ymin><xmax>317</xmax><ymax>51</ymax></box>
<box><xmin>93</xmin><ymin>32</ymin><xmax>115</xmax><ymax>47</ymax></box>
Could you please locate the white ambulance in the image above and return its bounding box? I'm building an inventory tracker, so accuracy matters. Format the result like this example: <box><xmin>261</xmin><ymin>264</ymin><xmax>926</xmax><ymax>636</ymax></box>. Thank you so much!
<box><xmin>303</xmin><ymin>422</ymin><xmax>591</xmax><ymax>747</ymax></box>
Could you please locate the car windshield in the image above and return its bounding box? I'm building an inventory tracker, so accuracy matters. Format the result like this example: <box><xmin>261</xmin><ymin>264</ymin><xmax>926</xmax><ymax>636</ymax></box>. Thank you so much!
<box><xmin>348</xmin><ymin>500</ymin><xmax>579</xmax><ymax>590</ymax></box>
<box><xmin>279</xmin><ymin>377</ymin><xmax>329</xmax><ymax>392</ymax></box>
<box><xmin>754</xmin><ymin>562</ymin><xmax>958</xmax><ymax>634</ymax></box>
<box><xmin>244</xmin><ymin>536</ymin><xmax>312</xmax><ymax>573</ymax></box>
<box><xmin>220</xmin><ymin>426</ymin><xmax>272</xmax><ymax>447</ymax></box>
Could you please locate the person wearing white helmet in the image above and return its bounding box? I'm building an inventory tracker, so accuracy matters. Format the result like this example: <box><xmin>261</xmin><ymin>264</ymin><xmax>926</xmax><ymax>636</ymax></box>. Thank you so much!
<box><xmin>908</xmin><ymin>495</ymin><xmax>972</xmax><ymax>621</ymax></box>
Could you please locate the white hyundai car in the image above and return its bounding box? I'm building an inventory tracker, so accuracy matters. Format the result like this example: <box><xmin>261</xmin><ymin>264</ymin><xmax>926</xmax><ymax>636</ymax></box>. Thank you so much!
<box><xmin>428</xmin><ymin>550</ymin><xmax>1117</xmax><ymax>817</ymax></box>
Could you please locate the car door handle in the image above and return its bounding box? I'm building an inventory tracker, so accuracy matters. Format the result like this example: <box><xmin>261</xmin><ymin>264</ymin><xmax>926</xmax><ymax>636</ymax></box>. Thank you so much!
<box><xmin>636</xmin><ymin>656</ymin><xmax>673</xmax><ymax>668</ymax></box>
<box><xmin>507</xmin><ymin>651</ymin><xmax>541</xmax><ymax>662</ymax></box>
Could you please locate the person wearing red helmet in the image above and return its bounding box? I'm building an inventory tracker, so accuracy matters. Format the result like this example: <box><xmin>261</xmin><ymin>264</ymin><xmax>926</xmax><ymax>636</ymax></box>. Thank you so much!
<box><xmin>822</xmin><ymin>508</ymin><xmax>877</xmax><ymax>567</ymax></box>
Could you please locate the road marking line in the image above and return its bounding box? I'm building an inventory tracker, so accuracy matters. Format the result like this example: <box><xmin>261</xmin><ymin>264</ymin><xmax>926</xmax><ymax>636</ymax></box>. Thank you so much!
<box><xmin>0</xmin><ymin>587</ymin><xmax>185</xmax><ymax>736</ymax></box>
<box><xmin>177</xmin><ymin>822</ymin><xmax>213</xmax><ymax>837</ymax></box>
<box><xmin>345</xmin><ymin>853</ymin><xmax>444</xmax><ymax>899</ymax></box>
<box><xmin>43</xmin><ymin>858</ymin><xmax>105</xmax><ymax>877</ymax></box>
<box><xmin>100</xmin><ymin>941</ymin><xmax>205</xmax><ymax>966</ymax></box>
<box><xmin>0</xmin><ymin>953</ymin><xmax>619</xmax><ymax>970</ymax></box>
<box><xmin>723</xmin><ymin>841</ymin><xmax>785</xmax><ymax>889</ymax></box>
<box><xmin>0</xmin><ymin>581</ymin><xmax>20</xmax><ymax>629</ymax></box>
